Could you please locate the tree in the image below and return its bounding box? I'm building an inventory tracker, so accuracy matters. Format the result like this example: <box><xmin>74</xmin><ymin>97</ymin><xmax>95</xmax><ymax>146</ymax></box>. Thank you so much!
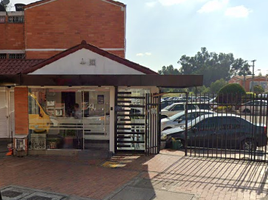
<box><xmin>158</xmin><ymin>65</ymin><xmax>180</xmax><ymax>75</ymax></box>
<box><xmin>0</xmin><ymin>0</ymin><xmax>10</xmax><ymax>10</ymax></box>
<box><xmin>230</xmin><ymin>58</ymin><xmax>251</xmax><ymax>88</ymax></box>
<box><xmin>177</xmin><ymin>47</ymin><xmax>250</xmax><ymax>87</ymax></box>
<box><xmin>253</xmin><ymin>85</ymin><xmax>264</xmax><ymax>94</ymax></box>
<box><xmin>210</xmin><ymin>79</ymin><xmax>227</xmax><ymax>94</ymax></box>
<box><xmin>217</xmin><ymin>83</ymin><xmax>246</xmax><ymax>105</ymax></box>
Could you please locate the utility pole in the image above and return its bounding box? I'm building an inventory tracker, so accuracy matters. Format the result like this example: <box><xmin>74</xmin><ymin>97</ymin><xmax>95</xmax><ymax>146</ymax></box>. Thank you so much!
<box><xmin>251</xmin><ymin>60</ymin><xmax>256</xmax><ymax>93</ymax></box>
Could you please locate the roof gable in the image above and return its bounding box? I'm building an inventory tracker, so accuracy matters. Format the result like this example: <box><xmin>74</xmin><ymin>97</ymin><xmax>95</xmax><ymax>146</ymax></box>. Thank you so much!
<box><xmin>23</xmin><ymin>41</ymin><xmax>157</xmax><ymax>75</ymax></box>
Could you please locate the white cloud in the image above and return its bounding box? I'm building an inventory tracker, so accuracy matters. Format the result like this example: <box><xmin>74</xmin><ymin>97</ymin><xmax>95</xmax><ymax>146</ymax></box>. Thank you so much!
<box><xmin>198</xmin><ymin>0</ymin><xmax>229</xmax><ymax>13</ymax></box>
<box><xmin>158</xmin><ymin>0</ymin><xmax>186</xmax><ymax>6</ymax></box>
<box><xmin>225</xmin><ymin>6</ymin><xmax>251</xmax><ymax>18</ymax></box>
<box><xmin>136</xmin><ymin>52</ymin><xmax>152</xmax><ymax>56</ymax></box>
<box><xmin>145</xmin><ymin>2</ymin><xmax>157</xmax><ymax>7</ymax></box>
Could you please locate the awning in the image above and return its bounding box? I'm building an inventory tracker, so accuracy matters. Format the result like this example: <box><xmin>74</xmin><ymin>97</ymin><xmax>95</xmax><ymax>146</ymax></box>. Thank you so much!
<box><xmin>0</xmin><ymin>74</ymin><xmax>203</xmax><ymax>88</ymax></box>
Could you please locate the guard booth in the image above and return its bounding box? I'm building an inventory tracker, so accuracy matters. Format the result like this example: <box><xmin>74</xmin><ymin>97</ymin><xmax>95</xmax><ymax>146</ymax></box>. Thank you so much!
<box><xmin>0</xmin><ymin>42</ymin><xmax>203</xmax><ymax>156</ymax></box>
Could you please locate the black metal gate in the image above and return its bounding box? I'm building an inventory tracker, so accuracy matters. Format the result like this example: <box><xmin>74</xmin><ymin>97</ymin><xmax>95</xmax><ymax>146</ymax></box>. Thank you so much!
<box><xmin>115</xmin><ymin>88</ymin><xmax>161</xmax><ymax>155</ymax></box>
<box><xmin>115</xmin><ymin>88</ymin><xmax>146</xmax><ymax>153</ymax></box>
<box><xmin>183</xmin><ymin>93</ymin><xmax>268</xmax><ymax>162</ymax></box>
<box><xmin>145</xmin><ymin>93</ymin><xmax>161</xmax><ymax>155</ymax></box>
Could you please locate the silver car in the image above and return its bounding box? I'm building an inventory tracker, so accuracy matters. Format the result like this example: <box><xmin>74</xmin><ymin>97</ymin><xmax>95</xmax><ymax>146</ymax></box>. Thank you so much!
<box><xmin>161</xmin><ymin>102</ymin><xmax>199</xmax><ymax>118</ymax></box>
<box><xmin>161</xmin><ymin>109</ymin><xmax>216</xmax><ymax>131</ymax></box>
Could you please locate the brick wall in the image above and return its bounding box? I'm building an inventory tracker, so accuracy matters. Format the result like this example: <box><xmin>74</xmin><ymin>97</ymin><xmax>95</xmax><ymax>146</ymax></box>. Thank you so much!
<box><xmin>14</xmin><ymin>87</ymin><xmax>28</xmax><ymax>135</ymax></box>
<box><xmin>26</xmin><ymin>49</ymin><xmax>125</xmax><ymax>59</ymax></box>
<box><xmin>25</xmin><ymin>0</ymin><xmax>125</xmax><ymax>59</ymax></box>
<box><xmin>0</xmin><ymin>22</ymin><xmax>25</xmax><ymax>50</ymax></box>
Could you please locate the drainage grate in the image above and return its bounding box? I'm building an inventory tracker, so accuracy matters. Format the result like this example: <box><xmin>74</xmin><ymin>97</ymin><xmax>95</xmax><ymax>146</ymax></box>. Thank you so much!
<box><xmin>2</xmin><ymin>190</ymin><xmax>23</xmax><ymax>198</ymax></box>
<box><xmin>26</xmin><ymin>196</ymin><xmax>52</xmax><ymax>200</ymax></box>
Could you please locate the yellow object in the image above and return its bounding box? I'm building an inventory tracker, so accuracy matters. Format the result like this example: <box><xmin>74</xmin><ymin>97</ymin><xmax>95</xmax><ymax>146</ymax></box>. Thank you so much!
<box><xmin>102</xmin><ymin>161</ymin><xmax>126</xmax><ymax>168</ymax></box>
<box><xmin>28</xmin><ymin>93</ymin><xmax>51</xmax><ymax>133</ymax></box>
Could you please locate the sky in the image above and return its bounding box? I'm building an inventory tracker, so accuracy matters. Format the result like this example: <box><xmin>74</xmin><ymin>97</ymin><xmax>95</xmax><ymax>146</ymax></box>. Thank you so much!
<box><xmin>7</xmin><ymin>0</ymin><xmax>268</xmax><ymax>74</ymax></box>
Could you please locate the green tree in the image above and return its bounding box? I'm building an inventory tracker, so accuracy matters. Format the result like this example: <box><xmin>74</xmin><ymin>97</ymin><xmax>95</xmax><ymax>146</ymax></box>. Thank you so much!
<box><xmin>158</xmin><ymin>65</ymin><xmax>180</xmax><ymax>75</ymax></box>
<box><xmin>177</xmin><ymin>47</ymin><xmax>250</xmax><ymax>87</ymax></box>
<box><xmin>210</xmin><ymin>79</ymin><xmax>227</xmax><ymax>94</ymax></box>
<box><xmin>253</xmin><ymin>85</ymin><xmax>264</xmax><ymax>94</ymax></box>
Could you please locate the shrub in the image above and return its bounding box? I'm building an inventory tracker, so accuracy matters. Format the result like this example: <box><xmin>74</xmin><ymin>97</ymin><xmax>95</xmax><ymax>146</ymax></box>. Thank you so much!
<box><xmin>217</xmin><ymin>83</ymin><xmax>246</xmax><ymax>105</ymax></box>
<box><xmin>253</xmin><ymin>85</ymin><xmax>264</xmax><ymax>94</ymax></box>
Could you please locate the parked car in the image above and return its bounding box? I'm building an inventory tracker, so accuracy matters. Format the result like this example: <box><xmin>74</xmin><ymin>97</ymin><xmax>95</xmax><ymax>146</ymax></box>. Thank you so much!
<box><xmin>161</xmin><ymin>109</ymin><xmax>215</xmax><ymax>131</ymax></box>
<box><xmin>161</xmin><ymin>101</ymin><xmax>174</xmax><ymax>110</ymax></box>
<box><xmin>192</xmin><ymin>102</ymin><xmax>212</xmax><ymax>110</ymax></box>
<box><xmin>161</xmin><ymin>102</ymin><xmax>199</xmax><ymax>118</ymax></box>
<box><xmin>161</xmin><ymin>114</ymin><xmax>267</xmax><ymax>150</ymax></box>
<box><xmin>196</xmin><ymin>96</ymin><xmax>211</xmax><ymax>102</ymax></box>
<box><xmin>240</xmin><ymin>100</ymin><xmax>267</xmax><ymax>115</ymax></box>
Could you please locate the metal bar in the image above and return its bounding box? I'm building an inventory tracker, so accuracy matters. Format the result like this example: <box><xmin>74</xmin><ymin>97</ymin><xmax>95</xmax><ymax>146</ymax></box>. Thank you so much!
<box><xmin>185</xmin><ymin>92</ymin><xmax>188</xmax><ymax>156</ymax></box>
<box><xmin>117</xmin><ymin>96</ymin><xmax>145</xmax><ymax>99</ymax></box>
<box><xmin>114</xmin><ymin>86</ymin><xmax>118</xmax><ymax>153</ymax></box>
<box><xmin>157</xmin><ymin>94</ymin><xmax>161</xmax><ymax>153</ymax></box>
<box><xmin>145</xmin><ymin>93</ymin><xmax>148</xmax><ymax>155</ymax></box>
<box><xmin>117</xmin><ymin>123</ymin><xmax>145</xmax><ymax>126</ymax></box>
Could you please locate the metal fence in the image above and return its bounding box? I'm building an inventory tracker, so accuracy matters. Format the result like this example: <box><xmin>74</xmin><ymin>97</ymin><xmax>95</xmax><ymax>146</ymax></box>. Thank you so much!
<box><xmin>161</xmin><ymin>93</ymin><xmax>268</xmax><ymax>162</ymax></box>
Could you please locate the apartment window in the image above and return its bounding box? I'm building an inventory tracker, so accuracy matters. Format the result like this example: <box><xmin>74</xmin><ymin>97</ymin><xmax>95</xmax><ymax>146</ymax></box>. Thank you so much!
<box><xmin>0</xmin><ymin>54</ymin><xmax>7</xmax><ymax>59</ymax></box>
<box><xmin>8</xmin><ymin>16</ymin><xmax>24</xmax><ymax>23</ymax></box>
<box><xmin>0</xmin><ymin>16</ymin><xmax>5</xmax><ymax>23</ymax></box>
<box><xmin>9</xmin><ymin>54</ymin><xmax>25</xmax><ymax>59</ymax></box>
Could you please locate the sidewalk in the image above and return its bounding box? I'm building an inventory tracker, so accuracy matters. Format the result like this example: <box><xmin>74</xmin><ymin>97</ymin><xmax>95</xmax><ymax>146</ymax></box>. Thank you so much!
<box><xmin>0</xmin><ymin>149</ymin><xmax>268</xmax><ymax>200</ymax></box>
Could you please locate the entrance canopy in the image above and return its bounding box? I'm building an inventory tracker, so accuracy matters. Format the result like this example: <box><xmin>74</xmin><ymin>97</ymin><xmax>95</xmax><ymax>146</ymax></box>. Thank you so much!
<box><xmin>0</xmin><ymin>74</ymin><xmax>203</xmax><ymax>88</ymax></box>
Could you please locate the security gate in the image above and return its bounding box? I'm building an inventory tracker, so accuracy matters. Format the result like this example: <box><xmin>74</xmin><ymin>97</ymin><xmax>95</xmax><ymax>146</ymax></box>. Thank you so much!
<box><xmin>145</xmin><ymin>93</ymin><xmax>161</xmax><ymax>155</ymax></box>
<box><xmin>115</xmin><ymin>88</ymin><xmax>160</xmax><ymax>154</ymax></box>
<box><xmin>181</xmin><ymin>93</ymin><xmax>268</xmax><ymax>162</ymax></box>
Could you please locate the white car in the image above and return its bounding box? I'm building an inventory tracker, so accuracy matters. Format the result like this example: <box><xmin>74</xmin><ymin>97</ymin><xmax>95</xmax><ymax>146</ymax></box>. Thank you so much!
<box><xmin>161</xmin><ymin>109</ymin><xmax>216</xmax><ymax>131</ymax></box>
<box><xmin>161</xmin><ymin>102</ymin><xmax>199</xmax><ymax>118</ymax></box>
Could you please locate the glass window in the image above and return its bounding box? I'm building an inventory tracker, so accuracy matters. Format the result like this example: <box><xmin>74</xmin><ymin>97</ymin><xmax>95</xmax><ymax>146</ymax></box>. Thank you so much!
<box><xmin>8</xmin><ymin>16</ymin><xmax>24</xmax><ymax>23</ymax></box>
<box><xmin>28</xmin><ymin>95</ymin><xmax>39</xmax><ymax>115</ymax></box>
<box><xmin>187</xmin><ymin>104</ymin><xmax>197</xmax><ymax>110</ymax></box>
<box><xmin>9</xmin><ymin>54</ymin><xmax>25</xmax><ymax>59</ymax></box>
<box><xmin>172</xmin><ymin>104</ymin><xmax>184</xmax><ymax>111</ymax></box>
<box><xmin>0</xmin><ymin>16</ymin><xmax>5</xmax><ymax>23</ymax></box>
<box><xmin>0</xmin><ymin>54</ymin><xmax>6</xmax><ymax>59</ymax></box>
<box><xmin>195</xmin><ymin>118</ymin><xmax>218</xmax><ymax>131</ymax></box>
<box><xmin>28</xmin><ymin>87</ymin><xmax>110</xmax><ymax>150</ymax></box>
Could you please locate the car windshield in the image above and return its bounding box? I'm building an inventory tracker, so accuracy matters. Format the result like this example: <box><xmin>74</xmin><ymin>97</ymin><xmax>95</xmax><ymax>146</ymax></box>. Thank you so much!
<box><xmin>163</xmin><ymin>104</ymin><xmax>175</xmax><ymax>110</ymax></box>
<box><xmin>169</xmin><ymin>111</ymin><xmax>185</xmax><ymax>120</ymax></box>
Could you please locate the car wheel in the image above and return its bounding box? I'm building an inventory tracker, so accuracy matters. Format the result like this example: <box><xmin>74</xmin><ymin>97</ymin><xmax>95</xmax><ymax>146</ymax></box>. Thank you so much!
<box><xmin>241</xmin><ymin>139</ymin><xmax>256</xmax><ymax>151</ymax></box>
<box><xmin>165</xmin><ymin>137</ymin><xmax>173</xmax><ymax>149</ymax></box>
<box><xmin>243</xmin><ymin>109</ymin><xmax>251</xmax><ymax>114</ymax></box>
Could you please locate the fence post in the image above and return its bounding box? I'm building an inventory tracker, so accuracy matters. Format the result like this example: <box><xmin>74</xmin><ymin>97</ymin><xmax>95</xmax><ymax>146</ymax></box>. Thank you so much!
<box><xmin>185</xmin><ymin>92</ymin><xmax>188</xmax><ymax>156</ymax></box>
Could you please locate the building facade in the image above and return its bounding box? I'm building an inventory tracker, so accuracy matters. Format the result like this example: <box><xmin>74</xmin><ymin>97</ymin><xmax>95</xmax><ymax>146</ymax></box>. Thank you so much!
<box><xmin>229</xmin><ymin>76</ymin><xmax>268</xmax><ymax>92</ymax></box>
<box><xmin>0</xmin><ymin>0</ymin><xmax>125</xmax><ymax>59</ymax></box>
<box><xmin>0</xmin><ymin>0</ymin><xmax>203</xmax><ymax>155</ymax></box>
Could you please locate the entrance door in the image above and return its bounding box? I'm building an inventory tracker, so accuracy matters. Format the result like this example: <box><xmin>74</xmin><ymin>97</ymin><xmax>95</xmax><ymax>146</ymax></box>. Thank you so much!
<box><xmin>83</xmin><ymin>89</ymin><xmax>110</xmax><ymax>150</ymax></box>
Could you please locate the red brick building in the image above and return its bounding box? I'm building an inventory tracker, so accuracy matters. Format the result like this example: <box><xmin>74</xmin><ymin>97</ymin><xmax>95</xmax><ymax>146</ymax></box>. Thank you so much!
<box><xmin>0</xmin><ymin>0</ymin><xmax>125</xmax><ymax>59</ymax></box>
<box><xmin>229</xmin><ymin>76</ymin><xmax>268</xmax><ymax>92</ymax></box>
<box><xmin>0</xmin><ymin>0</ymin><xmax>203</xmax><ymax>155</ymax></box>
